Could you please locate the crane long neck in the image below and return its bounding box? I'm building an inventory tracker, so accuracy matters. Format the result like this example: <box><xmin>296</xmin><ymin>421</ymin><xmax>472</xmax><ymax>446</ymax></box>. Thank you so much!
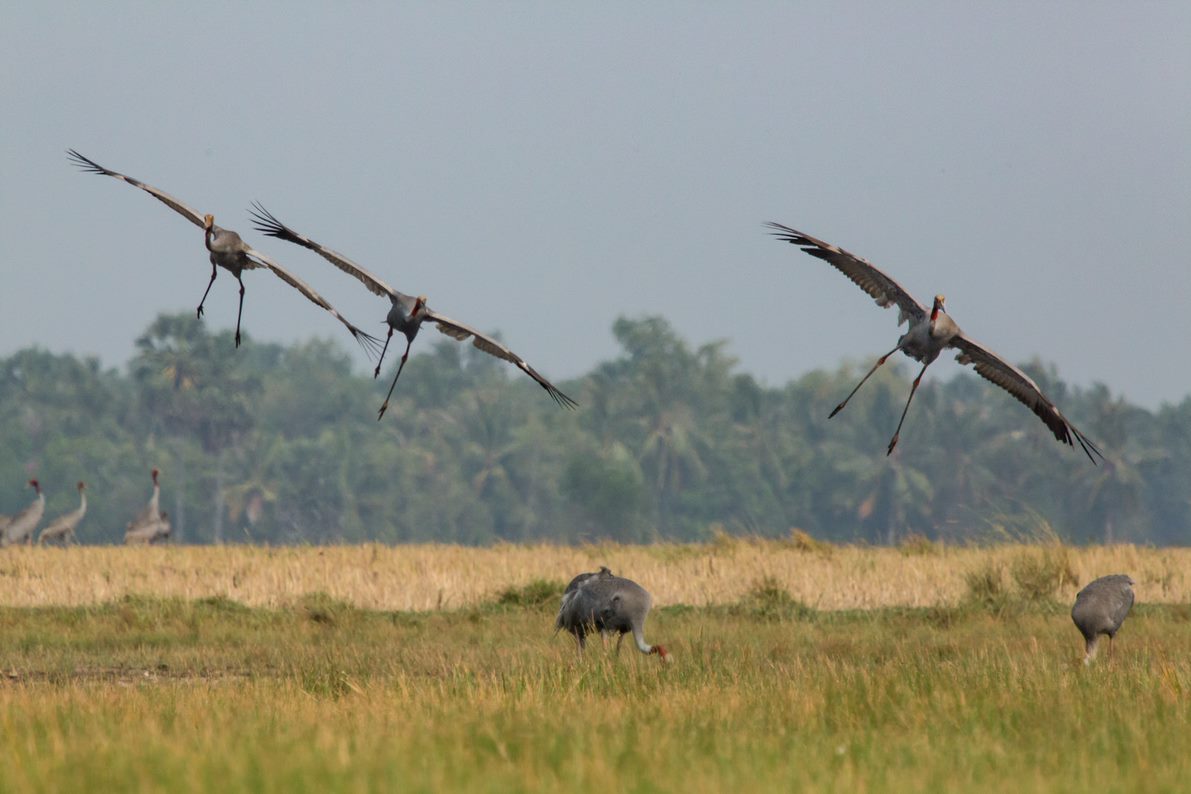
<box><xmin>631</xmin><ymin>626</ymin><xmax>653</xmax><ymax>655</ymax></box>
<box><xmin>1084</xmin><ymin>635</ymin><xmax>1100</xmax><ymax>664</ymax></box>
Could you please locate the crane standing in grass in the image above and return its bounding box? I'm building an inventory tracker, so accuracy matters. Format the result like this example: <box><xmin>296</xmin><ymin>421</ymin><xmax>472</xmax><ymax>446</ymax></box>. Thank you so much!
<box><xmin>766</xmin><ymin>222</ymin><xmax>1103</xmax><ymax>462</ymax></box>
<box><xmin>1072</xmin><ymin>574</ymin><xmax>1135</xmax><ymax>664</ymax></box>
<box><xmin>249</xmin><ymin>203</ymin><xmax>578</xmax><ymax>419</ymax></box>
<box><xmin>38</xmin><ymin>481</ymin><xmax>87</xmax><ymax>545</ymax></box>
<box><xmin>125</xmin><ymin>469</ymin><xmax>170</xmax><ymax>544</ymax></box>
<box><xmin>2</xmin><ymin>480</ymin><xmax>45</xmax><ymax>547</ymax></box>
<box><xmin>556</xmin><ymin>569</ymin><xmax>670</xmax><ymax>662</ymax></box>
<box><xmin>67</xmin><ymin>150</ymin><xmax>381</xmax><ymax>354</ymax></box>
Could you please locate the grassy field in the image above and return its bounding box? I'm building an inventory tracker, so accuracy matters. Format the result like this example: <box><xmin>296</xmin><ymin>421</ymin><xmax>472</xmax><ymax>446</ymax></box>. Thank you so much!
<box><xmin>1</xmin><ymin>542</ymin><xmax>1189</xmax><ymax>792</ymax></box>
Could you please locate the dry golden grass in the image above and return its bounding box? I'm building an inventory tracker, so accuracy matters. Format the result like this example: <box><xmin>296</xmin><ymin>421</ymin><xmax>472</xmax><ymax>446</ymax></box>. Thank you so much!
<box><xmin>0</xmin><ymin>539</ymin><xmax>1186</xmax><ymax>610</ymax></box>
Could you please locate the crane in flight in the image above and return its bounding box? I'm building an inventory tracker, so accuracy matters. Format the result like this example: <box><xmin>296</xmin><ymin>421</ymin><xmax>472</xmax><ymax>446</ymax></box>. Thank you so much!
<box><xmin>249</xmin><ymin>202</ymin><xmax>578</xmax><ymax>419</ymax></box>
<box><xmin>766</xmin><ymin>222</ymin><xmax>1102</xmax><ymax>463</ymax></box>
<box><xmin>67</xmin><ymin>150</ymin><xmax>380</xmax><ymax>356</ymax></box>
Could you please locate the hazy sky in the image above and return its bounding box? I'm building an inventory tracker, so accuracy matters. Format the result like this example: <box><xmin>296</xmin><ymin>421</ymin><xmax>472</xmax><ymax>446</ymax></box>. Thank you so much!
<box><xmin>3</xmin><ymin>3</ymin><xmax>1189</xmax><ymax>408</ymax></box>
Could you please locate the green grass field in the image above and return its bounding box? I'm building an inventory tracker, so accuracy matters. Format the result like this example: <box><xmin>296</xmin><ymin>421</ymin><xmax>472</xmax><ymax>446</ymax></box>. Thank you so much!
<box><xmin>2</xmin><ymin>584</ymin><xmax>1189</xmax><ymax>793</ymax></box>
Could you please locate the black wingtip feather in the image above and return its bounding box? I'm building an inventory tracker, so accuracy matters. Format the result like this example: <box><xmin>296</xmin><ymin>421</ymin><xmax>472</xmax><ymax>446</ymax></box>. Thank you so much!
<box><xmin>248</xmin><ymin>201</ymin><xmax>301</xmax><ymax>245</ymax></box>
<box><xmin>67</xmin><ymin>148</ymin><xmax>106</xmax><ymax>174</ymax></box>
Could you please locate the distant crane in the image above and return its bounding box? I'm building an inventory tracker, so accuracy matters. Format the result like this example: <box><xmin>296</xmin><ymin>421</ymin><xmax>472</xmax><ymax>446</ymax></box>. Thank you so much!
<box><xmin>766</xmin><ymin>222</ymin><xmax>1103</xmax><ymax>462</ymax></box>
<box><xmin>555</xmin><ymin>569</ymin><xmax>670</xmax><ymax>662</ymax></box>
<box><xmin>125</xmin><ymin>469</ymin><xmax>171</xmax><ymax>544</ymax></box>
<box><xmin>2</xmin><ymin>480</ymin><xmax>45</xmax><ymax>547</ymax></box>
<box><xmin>38</xmin><ymin>481</ymin><xmax>87</xmax><ymax>545</ymax></box>
<box><xmin>66</xmin><ymin>150</ymin><xmax>381</xmax><ymax>354</ymax></box>
<box><xmin>249</xmin><ymin>203</ymin><xmax>578</xmax><ymax>419</ymax></box>
<box><xmin>127</xmin><ymin>468</ymin><xmax>161</xmax><ymax>531</ymax></box>
<box><xmin>1072</xmin><ymin>574</ymin><xmax>1135</xmax><ymax>664</ymax></box>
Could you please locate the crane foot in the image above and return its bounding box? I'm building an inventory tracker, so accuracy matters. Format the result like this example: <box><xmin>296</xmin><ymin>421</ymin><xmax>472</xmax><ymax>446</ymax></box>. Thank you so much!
<box><xmin>886</xmin><ymin>434</ymin><xmax>899</xmax><ymax>455</ymax></box>
<box><xmin>829</xmin><ymin>403</ymin><xmax>845</xmax><ymax>418</ymax></box>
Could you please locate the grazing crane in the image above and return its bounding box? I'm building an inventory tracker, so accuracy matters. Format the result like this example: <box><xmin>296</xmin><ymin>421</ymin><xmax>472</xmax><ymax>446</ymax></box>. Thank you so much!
<box><xmin>555</xmin><ymin>569</ymin><xmax>670</xmax><ymax>662</ymax></box>
<box><xmin>66</xmin><ymin>150</ymin><xmax>381</xmax><ymax>354</ymax></box>
<box><xmin>2</xmin><ymin>480</ymin><xmax>45</xmax><ymax>547</ymax></box>
<box><xmin>38</xmin><ymin>481</ymin><xmax>87</xmax><ymax>545</ymax></box>
<box><xmin>249</xmin><ymin>203</ymin><xmax>578</xmax><ymax>419</ymax></box>
<box><xmin>766</xmin><ymin>223</ymin><xmax>1103</xmax><ymax>462</ymax></box>
<box><xmin>1072</xmin><ymin>574</ymin><xmax>1135</xmax><ymax>664</ymax></box>
<box><xmin>125</xmin><ymin>511</ymin><xmax>171</xmax><ymax>545</ymax></box>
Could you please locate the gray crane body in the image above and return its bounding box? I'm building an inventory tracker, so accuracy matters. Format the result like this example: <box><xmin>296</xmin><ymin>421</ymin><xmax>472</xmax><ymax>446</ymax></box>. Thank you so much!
<box><xmin>1072</xmin><ymin>574</ymin><xmax>1135</xmax><ymax>664</ymax></box>
<box><xmin>2</xmin><ymin>480</ymin><xmax>45</xmax><ymax>547</ymax></box>
<box><xmin>897</xmin><ymin>310</ymin><xmax>961</xmax><ymax>366</ymax></box>
<box><xmin>556</xmin><ymin>570</ymin><xmax>670</xmax><ymax>662</ymax></box>
<box><xmin>38</xmin><ymin>482</ymin><xmax>86</xmax><ymax>545</ymax></box>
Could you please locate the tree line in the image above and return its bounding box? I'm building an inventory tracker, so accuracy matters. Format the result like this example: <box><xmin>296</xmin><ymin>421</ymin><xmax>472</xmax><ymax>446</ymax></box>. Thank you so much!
<box><xmin>1</xmin><ymin>312</ymin><xmax>1185</xmax><ymax>546</ymax></box>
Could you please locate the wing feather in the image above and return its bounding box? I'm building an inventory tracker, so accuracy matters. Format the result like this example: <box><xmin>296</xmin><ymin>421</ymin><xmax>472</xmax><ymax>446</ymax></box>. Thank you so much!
<box><xmin>766</xmin><ymin>222</ymin><xmax>928</xmax><ymax>326</ymax></box>
<box><xmin>424</xmin><ymin>309</ymin><xmax>578</xmax><ymax>409</ymax></box>
<box><xmin>245</xmin><ymin>247</ymin><xmax>384</xmax><ymax>359</ymax></box>
<box><xmin>249</xmin><ymin>202</ymin><xmax>401</xmax><ymax>300</ymax></box>
<box><xmin>951</xmin><ymin>334</ymin><xmax>1103</xmax><ymax>463</ymax></box>
<box><xmin>67</xmin><ymin>149</ymin><xmax>207</xmax><ymax>229</ymax></box>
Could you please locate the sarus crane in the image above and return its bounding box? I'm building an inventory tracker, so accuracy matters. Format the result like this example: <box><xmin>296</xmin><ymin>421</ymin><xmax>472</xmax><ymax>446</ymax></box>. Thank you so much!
<box><xmin>249</xmin><ymin>203</ymin><xmax>577</xmax><ymax>419</ymax></box>
<box><xmin>38</xmin><ymin>481</ymin><xmax>87</xmax><ymax>545</ymax></box>
<box><xmin>67</xmin><ymin>149</ymin><xmax>380</xmax><ymax>354</ymax></box>
<box><xmin>555</xmin><ymin>568</ymin><xmax>670</xmax><ymax>662</ymax></box>
<box><xmin>1072</xmin><ymin>574</ymin><xmax>1134</xmax><ymax>664</ymax></box>
<box><xmin>767</xmin><ymin>222</ymin><xmax>1102</xmax><ymax>462</ymax></box>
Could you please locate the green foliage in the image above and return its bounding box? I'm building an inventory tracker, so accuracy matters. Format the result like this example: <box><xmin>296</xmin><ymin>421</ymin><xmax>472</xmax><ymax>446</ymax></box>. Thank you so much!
<box><xmin>493</xmin><ymin>578</ymin><xmax>564</xmax><ymax>608</ymax></box>
<box><xmin>1</xmin><ymin>311</ymin><xmax>1189</xmax><ymax>545</ymax></box>
<box><xmin>734</xmin><ymin>576</ymin><xmax>816</xmax><ymax>621</ymax></box>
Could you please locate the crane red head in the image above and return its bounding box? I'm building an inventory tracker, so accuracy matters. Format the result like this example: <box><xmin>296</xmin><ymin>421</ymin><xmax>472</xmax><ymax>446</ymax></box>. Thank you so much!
<box><xmin>412</xmin><ymin>295</ymin><xmax>427</xmax><ymax>319</ymax></box>
<box><xmin>930</xmin><ymin>294</ymin><xmax>946</xmax><ymax>324</ymax></box>
<box><xmin>151</xmin><ymin>468</ymin><xmax>159</xmax><ymax>484</ymax></box>
<box><xmin>77</xmin><ymin>481</ymin><xmax>86</xmax><ymax>491</ymax></box>
<box><xmin>28</xmin><ymin>479</ymin><xmax>40</xmax><ymax>492</ymax></box>
<box><xmin>203</xmin><ymin>214</ymin><xmax>215</xmax><ymax>232</ymax></box>
<box><xmin>651</xmin><ymin>644</ymin><xmax>672</xmax><ymax>664</ymax></box>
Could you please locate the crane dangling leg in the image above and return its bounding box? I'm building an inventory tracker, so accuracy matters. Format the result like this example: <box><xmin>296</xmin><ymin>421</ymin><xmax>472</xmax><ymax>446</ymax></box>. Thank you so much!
<box><xmin>831</xmin><ymin>345</ymin><xmax>901</xmax><ymax>418</ymax></box>
<box><xmin>233</xmin><ymin>275</ymin><xmax>247</xmax><ymax>348</ymax></box>
<box><xmin>887</xmin><ymin>361</ymin><xmax>931</xmax><ymax>455</ymax></box>
<box><xmin>373</xmin><ymin>327</ymin><xmax>394</xmax><ymax>379</ymax></box>
<box><xmin>196</xmin><ymin>262</ymin><xmax>218</xmax><ymax>319</ymax></box>
<box><xmin>377</xmin><ymin>337</ymin><xmax>415</xmax><ymax>420</ymax></box>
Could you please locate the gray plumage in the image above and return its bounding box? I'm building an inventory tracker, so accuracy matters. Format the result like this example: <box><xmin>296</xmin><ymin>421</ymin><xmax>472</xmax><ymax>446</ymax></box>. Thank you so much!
<box><xmin>1072</xmin><ymin>574</ymin><xmax>1135</xmax><ymax>664</ymax></box>
<box><xmin>555</xmin><ymin>569</ymin><xmax>670</xmax><ymax>662</ymax></box>
<box><xmin>2</xmin><ymin>480</ymin><xmax>45</xmax><ymax>547</ymax></box>
<box><xmin>38</xmin><ymin>481</ymin><xmax>87</xmax><ymax>545</ymax></box>
<box><xmin>248</xmin><ymin>202</ymin><xmax>578</xmax><ymax>419</ymax></box>
<box><xmin>67</xmin><ymin>150</ymin><xmax>381</xmax><ymax>355</ymax></box>
<box><xmin>562</xmin><ymin>565</ymin><xmax>614</xmax><ymax>596</ymax></box>
<box><xmin>125</xmin><ymin>470</ymin><xmax>170</xmax><ymax>545</ymax></box>
<box><xmin>766</xmin><ymin>222</ymin><xmax>1103</xmax><ymax>462</ymax></box>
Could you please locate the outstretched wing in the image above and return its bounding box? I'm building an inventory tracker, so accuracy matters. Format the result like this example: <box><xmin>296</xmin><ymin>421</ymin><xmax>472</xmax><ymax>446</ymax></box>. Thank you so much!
<box><xmin>766</xmin><ymin>222</ymin><xmax>928</xmax><ymax>327</ymax></box>
<box><xmin>423</xmin><ymin>309</ymin><xmax>578</xmax><ymax>409</ymax></box>
<box><xmin>950</xmin><ymin>334</ymin><xmax>1103</xmax><ymax>463</ymax></box>
<box><xmin>244</xmin><ymin>246</ymin><xmax>384</xmax><ymax>360</ymax></box>
<box><xmin>67</xmin><ymin>149</ymin><xmax>207</xmax><ymax>229</ymax></box>
<box><xmin>249</xmin><ymin>202</ymin><xmax>402</xmax><ymax>300</ymax></box>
